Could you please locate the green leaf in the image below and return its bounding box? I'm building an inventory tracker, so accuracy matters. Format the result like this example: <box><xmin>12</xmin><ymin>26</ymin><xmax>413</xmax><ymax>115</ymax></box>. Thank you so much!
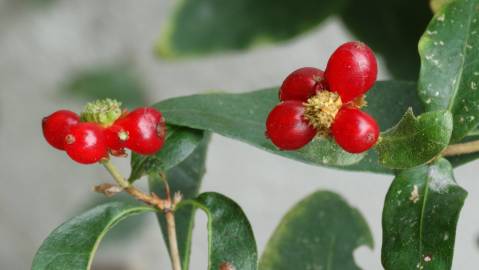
<box><xmin>376</xmin><ymin>109</ymin><xmax>453</xmax><ymax>169</ymax></box>
<box><xmin>340</xmin><ymin>0</ymin><xmax>432</xmax><ymax>80</ymax></box>
<box><xmin>156</xmin><ymin>0</ymin><xmax>347</xmax><ymax>58</ymax></box>
<box><xmin>382</xmin><ymin>158</ymin><xmax>467</xmax><ymax>270</ymax></box>
<box><xmin>418</xmin><ymin>0</ymin><xmax>479</xmax><ymax>142</ymax></box>
<box><xmin>154</xmin><ymin>87</ymin><xmax>365</xmax><ymax>169</ymax></box>
<box><xmin>32</xmin><ymin>202</ymin><xmax>154</xmax><ymax>270</ymax></box>
<box><xmin>153</xmin><ymin>81</ymin><xmax>479</xmax><ymax>173</ymax></box>
<box><xmin>75</xmin><ymin>194</ymin><xmax>148</xmax><ymax>245</ymax></box>
<box><xmin>149</xmin><ymin>134</ymin><xmax>210</xmax><ymax>270</ymax></box>
<box><xmin>363</xmin><ymin>81</ymin><xmax>424</xmax><ymax>129</ymax></box>
<box><xmin>62</xmin><ymin>64</ymin><xmax>147</xmax><ymax>108</ymax></box>
<box><xmin>181</xmin><ymin>192</ymin><xmax>258</xmax><ymax>270</ymax></box>
<box><xmin>154</xmin><ymin>81</ymin><xmax>423</xmax><ymax>173</ymax></box>
<box><xmin>259</xmin><ymin>191</ymin><xmax>373</xmax><ymax>270</ymax></box>
<box><xmin>129</xmin><ymin>125</ymin><xmax>205</xmax><ymax>182</ymax></box>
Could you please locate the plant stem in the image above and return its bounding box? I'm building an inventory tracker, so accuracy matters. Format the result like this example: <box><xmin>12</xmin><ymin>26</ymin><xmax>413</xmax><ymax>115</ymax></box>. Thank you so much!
<box><xmin>101</xmin><ymin>159</ymin><xmax>130</xmax><ymax>188</ymax></box>
<box><xmin>100</xmin><ymin>159</ymin><xmax>182</xmax><ymax>270</ymax></box>
<box><xmin>101</xmin><ymin>159</ymin><xmax>162</xmax><ymax>207</ymax></box>
<box><xmin>442</xmin><ymin>140</ymin><xmax>479</xmax><ymax>156</ymax></box>
<box><xmin>165</xmin><ymin>210</ymin><xmax>182</xmax><ymax>270</ymax></box>
<box><xmin>159</xmin><ymin>172</ymin><xmax>182</xmax><ymax>270</ymax></box>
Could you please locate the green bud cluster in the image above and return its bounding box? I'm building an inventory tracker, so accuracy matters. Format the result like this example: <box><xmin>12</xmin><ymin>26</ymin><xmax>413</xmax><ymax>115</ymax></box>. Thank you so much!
<box><xmin>80</xmin><ymin>98</ymin><xmax>123</xmax><ymax>126</ymax></box>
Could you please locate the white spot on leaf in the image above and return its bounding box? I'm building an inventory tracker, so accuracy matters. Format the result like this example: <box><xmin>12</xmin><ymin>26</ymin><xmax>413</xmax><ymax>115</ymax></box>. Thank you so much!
<box><xmin>409</xmin><ymin>185</ymin><xmax>420</xmax><ymax>203</ymax></box>
<box><xmin>471</xmin><ymin>81</ymin><xmax>477</xmax><ymax>90</ymax></box>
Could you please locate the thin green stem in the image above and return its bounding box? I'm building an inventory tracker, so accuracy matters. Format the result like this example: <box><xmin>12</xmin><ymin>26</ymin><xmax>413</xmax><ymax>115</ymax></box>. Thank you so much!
<box><xmin>101</xmin><ymin>159</ymin><xmax>130</xmax><ymax>188</ymax></box>
<box><xmin>165</xmin><ymin>210</ymin><xmax>182</xmax><ymax>270</ymax></box>
<box><xmin>159</xmin><ymin>172</ymin><xmax>182</xmax><ymax>270</ymax></box>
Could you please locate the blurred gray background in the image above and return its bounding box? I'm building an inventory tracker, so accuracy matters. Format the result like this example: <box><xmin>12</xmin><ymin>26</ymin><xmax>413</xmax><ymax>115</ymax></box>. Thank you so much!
<box><xmin>0</xmin><ymin>0</ymin><xmax>478</xmax><ymax>269</ymax></box>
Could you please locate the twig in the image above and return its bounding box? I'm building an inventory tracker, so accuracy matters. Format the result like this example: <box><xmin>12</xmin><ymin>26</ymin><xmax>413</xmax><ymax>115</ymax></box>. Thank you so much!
<box><xmin>100</xmin><ymin>159</ymin><xmax>165</xmax><ymax>209</ymax></box>
<box><xmin>442</xmin><ymin>140</ymin><xmax>479</xmax><ymax>156</ymax></box>
<box><xmin>165</xmin><ymin>210</ymin><xmax>182</xmax><ymax>270</ymax></box>
<box><xmin>160</xmin><ymin>172</ymin><xmax>182</xmax><ymax>270</ymax></box>
<box><xmin>100</xmin><ymin>159</ymin><xmax>182</xmax><ymax>270</ymax></box>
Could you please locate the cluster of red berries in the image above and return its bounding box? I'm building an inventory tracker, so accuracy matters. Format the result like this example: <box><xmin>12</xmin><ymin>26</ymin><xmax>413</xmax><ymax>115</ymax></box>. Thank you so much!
<box><xmin>266</xmin><ymin>41</ymin><xmax>380</xmax><ymax>153</ymax></box>
<box><xmin>42</xmin><ymin>100</ymin><xmax>166</xmax><ymax>164</ymax></box>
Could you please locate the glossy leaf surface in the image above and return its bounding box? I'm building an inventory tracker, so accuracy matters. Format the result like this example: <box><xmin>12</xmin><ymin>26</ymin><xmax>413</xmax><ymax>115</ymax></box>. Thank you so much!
<box><xmin>183</xmin><ymin>192</ymin><xmax>258</xmax><ymax>270</ymax></box>
<box><xmin>418</xmin><ymin>0</ymin><xmax>479</xmax><ymax>142</ymax></box>
<box><xmin>382</xmin><ymin>158</ymin><xmax>467</xmax><ymax>269</ymax></box>
<box><xmin>32</xmin><ymin>202</ymin><xmax>154</xmax><ymax>270</ymax></box>
<box><xmin>376</xmin><ymin>109</ymin><xmax>453</xmax><ymax>169</ymax></box>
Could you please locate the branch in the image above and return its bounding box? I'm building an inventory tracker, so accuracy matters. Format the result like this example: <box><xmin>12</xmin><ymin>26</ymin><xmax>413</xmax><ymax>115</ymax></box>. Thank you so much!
<box><xmin>100</xmin><ymin>159</ymin><xmax>165</xmax><ymax>209</ymax></box>
<box><xmin>442</xmin><ymin>140</ymin><xmax>479</xmax><ymax>156</ymax></box>
<box><xmin>100</xmin><ymin>159</ymin><xmax>182</xmax><ymax>270</ymax></box>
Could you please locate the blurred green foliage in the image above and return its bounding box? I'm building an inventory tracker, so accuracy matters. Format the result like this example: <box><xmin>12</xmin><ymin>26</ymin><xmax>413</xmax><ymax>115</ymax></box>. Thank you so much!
<box><xmin>62</xmin><ymin>64</ymin><xmax>148</xmax><ymax>109</ymax></box>
<box><xmin>157</xmin><ymin>0</ymin><xmax>432</xmax><ymax>80</ymax></box>
<box><xmin>340</xmin><ymin>0</ymin><xmax>432</xmax><ymax>80</ymax></box>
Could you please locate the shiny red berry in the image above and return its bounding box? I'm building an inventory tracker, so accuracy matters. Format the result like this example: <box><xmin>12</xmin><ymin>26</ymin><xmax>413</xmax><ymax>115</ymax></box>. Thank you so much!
<box><xmin>331</xmin><ymin>107</ymin><xmax>379</xmax><ymax>153</ymax></box>
<box><xmin>118</xmin><ymin>107</ymin><xmax>166</xmax><ymax>155</ymax></box>
<box><xmin>324</xmin><ymin>41</ymin><xmax>377</xmax><ymax>103</ymax></box>
<box><xmin>42</xmin><ymin>110</ymin><xmax>80</xmax><ymax>150</ymax></box>
<box><xmin>279</xmin><ymin>67</ymin><xmax>325</xmax><ymax>102</ymax></box>
<box><xmin>265</xmin><ymin>101</ymin><xmax>317</xmax><ymax>150</ymax></box>
<box><xmin>64</xmin><ymin>123</ymin><xmax>108</xmax><ymax>164</ymax></box>
<box><xmin>105</xmin><ymin>123</ymin><xmax>129</xmax><ymax>155</ymax></box>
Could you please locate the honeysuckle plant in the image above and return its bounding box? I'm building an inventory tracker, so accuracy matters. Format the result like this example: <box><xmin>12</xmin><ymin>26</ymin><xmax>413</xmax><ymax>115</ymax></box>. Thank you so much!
<box><xmin>32</xmin><ymin>0</ymin><xmax>479</xmax><ymax>269</ymax></box>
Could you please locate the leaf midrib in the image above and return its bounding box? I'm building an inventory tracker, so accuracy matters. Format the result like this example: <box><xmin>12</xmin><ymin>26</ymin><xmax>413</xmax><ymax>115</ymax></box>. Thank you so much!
<box><xmin>325</xmin><ymin>235</ymin><xmax>336</xmax><ymax>270</ymax></box>
<box><xmin>417</xmin><ymin>168</ymin><xmax>432</xmax><ymax>269</ymax></box>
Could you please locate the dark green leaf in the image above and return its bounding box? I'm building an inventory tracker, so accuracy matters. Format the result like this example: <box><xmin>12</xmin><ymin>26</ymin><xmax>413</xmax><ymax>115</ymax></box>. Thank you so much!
<box><xmin>129</xmin><ymin>125</ymin><xmax>205</xmax><ymax>182</ymax></box>
<box><xmin>259</xmin><ymin>191</ymin><xmax>373</xmax><ymax>270</ymax></box>
<box><xmin>181</xmin><ymin>192</ymin><xmax>257</xmax><ymax>270</ymax></box>
<box><xmin>338</xmin><ymin>81</ymin><xmax>423</xmax><ymax>174</ymax></box>
<box><xmin>32</xmin><ymin>202</ymin><xmax>154</xmax><ymax>270</ymax></box>
<box><xmin>376</xmin><ymin>109</ymin><xmax>453</xmax><ymax>169</ymax></box>
<box><xmin>155</xmin><ymin>81</ymin><xmax>422</xmax><ymax>173</ymax></box>
<box><xmin>363</xmin><ymin>81</ymin><xmax>424</xmax><ymax>128</ymax></box>
<box><xmin>76</xmin><ymin>194</ymin><xmax>147</xmax><ymax>245</ymax></box>
<box><xmin>154</xmin><ymin>81</ymin><xmax>479</xmax><ymax>172</ymax></box>
<box><xmin>149</xmin><ymin>135</ymin><xmax>210</xmax><ymax>270</ymax></box>
<box><xmin>154</xmin><ymin>86</ymin><xmax>367</xmax><ymax>169</ymax></box>
<box><xmin>341</xmin><ymin>0</ymin><xmax>432</xmax><ymax>80</ymax></box>
<box><xmin>155</xmin><ymin>0</ymin><xmax>347</xmax><ymax>58</ymax></box>
<box><xmin>62</xmin><ymin>64</ymin><xmax>147</xmax><ymax>108</ymax></box>
<box><xmin>418</xmin><ymin>0</ymin><xmax>479</xmax><ymax>142</ymax></box>
<box><xmin>382</xmin><ymin>158</ymin><xmax>467</xmax><ymax>270</ymax></box>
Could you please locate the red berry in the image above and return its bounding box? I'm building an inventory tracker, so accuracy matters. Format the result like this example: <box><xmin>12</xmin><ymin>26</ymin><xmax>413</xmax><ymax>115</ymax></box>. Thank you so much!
<box><xmin>118</xmin><ymin>107</ymin><xmax>166</xmax><ymax>155</ymax></box>
<box><xmin>42</xmin><ymin>110</ymin><xmax>80</xmax><ymax>150</ymax></box>
<box><xmin>64</xmin><ymin>123</ymin><xmax>108</xmax><ymax>164</ymax></box>
<box><xmin>105</xmin><ymin>123</ymin><xmax>129</xmax><ymax>155</ymax></box>
<box><xmin>266</xmin><ymin>101</ymin><xmax>317</xmax><ymax>150</ymax></box>
<box><xmin>324</xmin><ymin>41</ymin><xmax>377</xmax><ymax>103</ymax></box>
<box><xmin>279</xmin><ymin>67</ymin><xmax>325</xmax><ymax>102</ymax></box>
<box><xmin>331</xmin><ymin>107</ymin><xmax>379</xmax><ymax>153</ymax></box>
